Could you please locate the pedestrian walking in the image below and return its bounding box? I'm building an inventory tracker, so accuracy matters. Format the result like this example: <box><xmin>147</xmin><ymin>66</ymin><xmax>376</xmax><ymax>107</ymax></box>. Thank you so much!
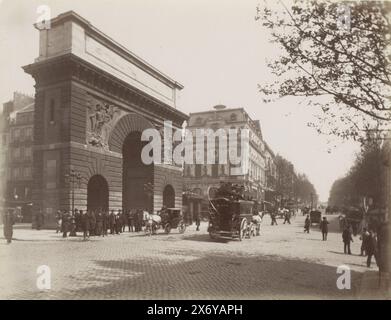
<box><xmin>55</xmin><ymin>210</ymin><xmax>62</xmax><ymax>234</ymax></box>
<box><xmin>89</xmin><ymin>211</ymin><xmax>96</xmax><ymax>236</ymax></box>
<box><xmin>128</xmin><ymin>209</ymin><xmax>134</xmax><ymax>232</ymax></box>
<box><xmin>62</xmin><ymin>210</ymin><xmax>70</xmax><ymax>238</ymax></box>
<box><xmin>69</xmin><ymin>210</ymin><xmax>77</xmax><ymax>237</ymax></box>
<box><xmin>195</xmin><ymin>211</ymin><xmax>201</xmax><ymax>231</ymax></box>
<box><xmin>304</xmin><ymin>215</ymin><xmax>311</xmax><ymax>233</ymax></box>
<box><xmin>75</xmin><ymin>209</ymin><xmax>82</xmax><ymax>232</ymax></box>
<box><xmin>122</xmin><ymin>210</ymin><xmax>129</xmax><ymax>233</ymax></box>
<box><xmin>360</xmin><ymin>228</ymin><xmax>370</xmax><ymax>256</ymax></box>
<box><xmin>81</xmin><ymin>210</ymin><xmax>90</xmax><ymax>240</ymax></box>
<box><xmin>366</xmin><ymin>230</ymin><xmax>378</xmax><ymax>268</ymax></box>
<box><xmin>36</xmin><ymin>209</ymin><xmax>44</xmax><ymax>230</ymax></box>
<box><xmin>115</xmin><ymin>210</ymin><xmax>122</xmax><ymax>234</ymax></box>
<box><xmin>342</xmin><ymin>226</ymin><xmax>353</xmax><ymax>254</ymax></box>
<box><xmin>109</xmin><ymin>210</ymin><xmax>116</xmax><ymax>234</ymax></box>
<box><xmin>102</xmin><ymin>211</ymin><xmax>108</xmax><ymax>237</ymax></box>
<box><xmin>283</xmin><ymin>210</ymin><xmax>291</xmax><ymax>225</ymax></box>
<box><xmin>95</xmin><ymin>210</ymin><xmax>103</xmax><ymax>236</ymax></box>
<box><xmin>319</xmin><ymin>217</ymin><xmax>329</xmax><ymax>241</ymax></box>
<box><xmin>135</xmin><ymin>209</ymin><xmax>143</xmax><ymax>232</ymax></box>
<box><xmin>271</xmin><ymin>212</ymin><xmax>278</xmax><ymax>226</ymax></box>
<box><xmin>3</xmin><ymin>209</ymin><xmax>15</xmax><ymax>244</ymax></box>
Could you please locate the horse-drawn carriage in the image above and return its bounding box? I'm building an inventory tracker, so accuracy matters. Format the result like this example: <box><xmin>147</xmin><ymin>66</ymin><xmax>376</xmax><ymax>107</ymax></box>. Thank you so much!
<box><xmin>145</xmin><ymin>208</ymin><xmax>186</xmax><ymax>236</ymax></box>
<box><xmin>208</xmin><ymin>198</ymin><xmax>261</xmax><ymax>240</ymax></box>
<box><xmin>309</xmin><ymin>210</ymin><xmax>322</xmax><ymax>225</ymax></box>
<box><xmin>207</xmin><ymin>183</ymin><xmax>262</xmax><ymax>241</ymax></box>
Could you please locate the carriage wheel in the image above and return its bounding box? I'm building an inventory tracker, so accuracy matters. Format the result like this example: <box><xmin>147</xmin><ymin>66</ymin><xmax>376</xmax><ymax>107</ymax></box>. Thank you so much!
<box><xmin>164</xmin><ymin>223</ymin><xmax>171</xmax><ymax>234</ymax></box>
<box><xmin>178</xmin><ymin>221</ymin><xmax>186</xmax><ymax>234</ymax></box>
<box><xmin>239</xmin><ymin>219</ymin><xmax>247</xmax><ymax>241</ymax></box>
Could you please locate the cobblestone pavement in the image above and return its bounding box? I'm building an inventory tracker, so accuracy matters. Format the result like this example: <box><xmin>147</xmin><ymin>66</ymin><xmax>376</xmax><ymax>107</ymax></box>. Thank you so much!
<box><xmin>0</xmin><ymin>215</ymin><xmax>389</xmax><ymax>300</ymax></box>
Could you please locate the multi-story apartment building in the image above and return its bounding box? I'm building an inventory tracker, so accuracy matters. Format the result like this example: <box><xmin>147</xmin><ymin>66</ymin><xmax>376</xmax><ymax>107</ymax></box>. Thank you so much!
<box><xmin>183</xmin><ymin>105</ymin><xmax>276</xmax><ymax>205</ymax></box>
<box><xmin>264</xmin><ymin>142</ymin><xmax>277</xmax><ymax>203</ymax></box>
<box><xmin>0</xmin><ymin>92</ymin><xmax>35</xmax><ymax>222</ymax></box>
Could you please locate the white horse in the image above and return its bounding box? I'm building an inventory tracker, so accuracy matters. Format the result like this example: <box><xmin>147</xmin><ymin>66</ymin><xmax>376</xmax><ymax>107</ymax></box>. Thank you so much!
<box><xmin>143</xmin><ymin>211</ymin><xmax>161</xmax><ymax>235</ymax></box>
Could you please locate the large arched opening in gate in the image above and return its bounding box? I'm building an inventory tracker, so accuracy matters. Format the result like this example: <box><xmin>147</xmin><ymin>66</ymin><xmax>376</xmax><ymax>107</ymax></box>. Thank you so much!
<box><xmin>122</xmin><ymin>131</ymin><xmax>153</xmax><ymax>212</ymax></box>
<box><xmin>87</xmin><ymin>175</ymin><xmax>109</xmax><ymax>212</ymax></box>
<box><xmin>163</xmin><ymin>184</ymin><xmax>175</xmax><ymax>208</ymax></box>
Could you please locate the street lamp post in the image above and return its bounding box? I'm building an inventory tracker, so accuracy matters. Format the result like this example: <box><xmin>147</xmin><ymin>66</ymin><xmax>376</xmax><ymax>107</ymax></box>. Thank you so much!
<box><xmin>65</xmin><ymin>169</ymin><xmax>82</xmax><ymax>214</ymax></box>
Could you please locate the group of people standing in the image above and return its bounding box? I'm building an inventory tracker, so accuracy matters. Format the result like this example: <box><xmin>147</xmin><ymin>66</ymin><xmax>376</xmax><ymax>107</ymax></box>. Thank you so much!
<box><xmin>303</xmin><ymin>212</ymin><xmax>388</xmax><ymax>271</ymax></box>
<box><xmin>303</xmin><ymin>215</ymin><xmax>330</xmax><ymax>240</ymax></box>
<box><xmin>269</xmin><ymin>208</ymin><xmax>293</xmax><ymax>226</ymax></box>
<box><xmin>56</xmin><ymin>208</ymin><xmax>149</xmax><ymax>240</ymax></box>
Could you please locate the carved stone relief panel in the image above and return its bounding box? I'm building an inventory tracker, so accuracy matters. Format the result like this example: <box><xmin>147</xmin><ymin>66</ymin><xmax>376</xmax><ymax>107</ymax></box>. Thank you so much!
<box><xmin>86</xmin><ymin>94</ymin><xmax>123</xmax><ymax>150</ymax></box>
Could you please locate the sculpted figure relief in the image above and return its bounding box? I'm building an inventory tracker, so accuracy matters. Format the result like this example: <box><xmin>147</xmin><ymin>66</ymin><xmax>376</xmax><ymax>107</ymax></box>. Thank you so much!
<box><xmin>86</xmin><ymin>95</ymin><xmax>121</xmax><ymax>149</ymax></box>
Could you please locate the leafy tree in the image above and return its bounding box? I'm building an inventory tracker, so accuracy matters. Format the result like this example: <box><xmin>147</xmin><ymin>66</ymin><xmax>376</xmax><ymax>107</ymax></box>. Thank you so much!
<box><xmin>328</xmin><ymin>133</ymin><xmax>385</xmax><ymax>207</ymax></box>
<box><xmin>256</xmin><ymin>0</ymin><xmax>391</xmax><ymax>142</ymax></box>
<box><xmin>275</xmin><ymin>154</ymin><xmax>317</xmax><ymax>205</ymax></box>
<box><xmin>294</xmin><ymin>173</ymin><xmax>318</xmax><ymax>204</ymax></box>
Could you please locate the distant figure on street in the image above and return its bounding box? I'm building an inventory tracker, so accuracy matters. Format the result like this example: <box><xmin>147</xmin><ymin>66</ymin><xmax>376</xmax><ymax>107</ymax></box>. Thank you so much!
<box><xmin>366</xmin><ymin>230</ymin><xmax>378</xmax><ymax>268</ymax></box>
<box><xmin>36</xmin><ymin>209</ymin><xmax>44</xmax><ymax>230</ymax></box>
<box><xmin>109</xmin><ymin>210</ymin><xmax>116</xmax><ymax>234</ymax></box>
<box><xmin>342</xmin><ymin>226</ymin><xmax>353</xmax><ymax>254</ymax></box>
<box><xmin>122</xmin><ymin>210</ymin><xmax>128</xmax><ymax>233</ymax></box>
<box><xmin>55</xmin><ymin>210</ymin><xmax>62</xmax><ymax>234</ymax></box>
<box><xmin>3</xmin><ymin>209</ymin><xmax>15</xmax><ymax>244</ymax></box>
<box><xmin>102</xmin><ymin>211</ymin><xmax>108</xmax><ymax>237</ymax></box>
<box><xmin>81</xmin><ymin>210</ymin><xmax>90</xmax><ymax>241</ymax></box>
<box><xmin>115</xmin><ymin>210</ymin><xmax>122</xmax><ymax>234</ymax></box>
<box><xmin>95</xmin><ymin>210</ymin><xmax>103</xmax><ymax>236</ymax></box>
<box><xmin>283</xmin><ymin>210</ymin><xmax>291</xmax><ymax>225</ymax></box>
<box><xmin>271</xmin><ymin>212</ymin><xmax>278</xmax><ymax>226</ymax></box>
<box><xmin>195</xmin><ymin>211</ymin><xmax>201</xmax><ymax>231</ymax></box>
<box><xmin>319</xmin><ymin>217</ymin><xmax>329</xmax><ymax>241</ymax></box>
<box><xmin>360</xmin><ymin>227</ymin><xmax>370</xmax><ymax>256</ymax></box>
<box><xmin>75</xmin><ymin>209</ymin><xmax>82</xmax><ymax>232</ymax></box>
<box><xmin>62</xmin><ymin>210</ymin><xmax>70</xmax><ymax>238</ymax></box>
<box><xmin>127</xmin><ymin>210</ymin><xmax>134</xmax><ymax>232</ymax></box>
<box><xmin>89</xmin><ymin>211</ymin><xmax>96</xmax><ymax>236</ymax></box>
<box><xmin>69</xmin><ymin>210</ymin><xmax>77</xmax><ymax>237</ymax></box>
<box><xmin>304</xmin><ymin>215</ymin><xmax>311</xmax><ymax>233</ymax></box>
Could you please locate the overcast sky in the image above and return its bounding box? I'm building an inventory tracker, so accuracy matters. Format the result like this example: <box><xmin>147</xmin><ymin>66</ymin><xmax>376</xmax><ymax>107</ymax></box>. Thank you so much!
<box><xmin>0</xmin><ymin>0</ymin><xmax>361</xmax><ymax>201</ymax></box>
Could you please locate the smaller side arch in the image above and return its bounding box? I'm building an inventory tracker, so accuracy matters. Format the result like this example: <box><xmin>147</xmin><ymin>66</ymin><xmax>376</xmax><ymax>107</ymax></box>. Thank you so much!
<box><xmin>87</xmin><ymin>174</ymin><xmax>109</xmax><ymax>212</ymax></box>
<box><xmin>163</xmin><ymin>184</ymin><xmax>175</xmax><ymax>208</ymax></box>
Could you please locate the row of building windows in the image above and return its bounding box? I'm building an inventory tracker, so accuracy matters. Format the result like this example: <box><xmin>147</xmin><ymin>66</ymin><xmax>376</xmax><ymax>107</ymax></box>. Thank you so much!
<box><xmin>14</xmin><ymin>113</ymin><xmax>33</xmax><ymax>124</ymax></box>
<box><xmin>9</xmin><ymin>146</ymin><xmax>32</xmax><ymax>160</ymax></box>
<box><xmin>194</xmin><ymin>113</ymin><xmax>241</xmax><ymax>125</ymax></box>
<box><xmin>249</xmin><ymin>160</ymin><xmax>265</xmax><ymax>183</ymax></box>
<box><xmin>6</xmin><ymin>166</ymin><xmax>33</xmax><ymax>180</ymax></box>
<box><xmin>186</xmin><ymin>164</ymin><xmax>245</xmax><ymax>178</ymax></box>
<box><xmin>7</xmin><ymin>126</ymin><xmax>33</xmax><ymax>143</ymax></box>
<box><xmin>8</xmin><ymin>186</ymin><xmax>31</xmax><ymax>200</ymax></box>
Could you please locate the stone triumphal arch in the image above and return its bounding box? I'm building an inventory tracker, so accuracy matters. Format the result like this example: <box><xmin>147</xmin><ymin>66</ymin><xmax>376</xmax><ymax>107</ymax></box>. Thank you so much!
<box><xmin>23</xmin><ymin>11</ymin><xmax>187</xmax><ymax>227</ymax></box>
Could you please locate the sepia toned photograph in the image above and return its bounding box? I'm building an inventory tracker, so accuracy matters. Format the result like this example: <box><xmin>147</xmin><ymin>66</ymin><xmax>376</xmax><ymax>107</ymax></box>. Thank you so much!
<box><xmin>0</xmin><ymin>0</ymin><xmax>390</xmax><ymax>303</ymax></box>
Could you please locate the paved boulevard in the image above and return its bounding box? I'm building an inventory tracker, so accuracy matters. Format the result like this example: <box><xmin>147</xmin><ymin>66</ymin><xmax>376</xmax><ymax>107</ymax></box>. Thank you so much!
<box><xmin>0</xmin><ymin>214</ymin><xmax>389</xmax><ymax>299</ymax></box>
